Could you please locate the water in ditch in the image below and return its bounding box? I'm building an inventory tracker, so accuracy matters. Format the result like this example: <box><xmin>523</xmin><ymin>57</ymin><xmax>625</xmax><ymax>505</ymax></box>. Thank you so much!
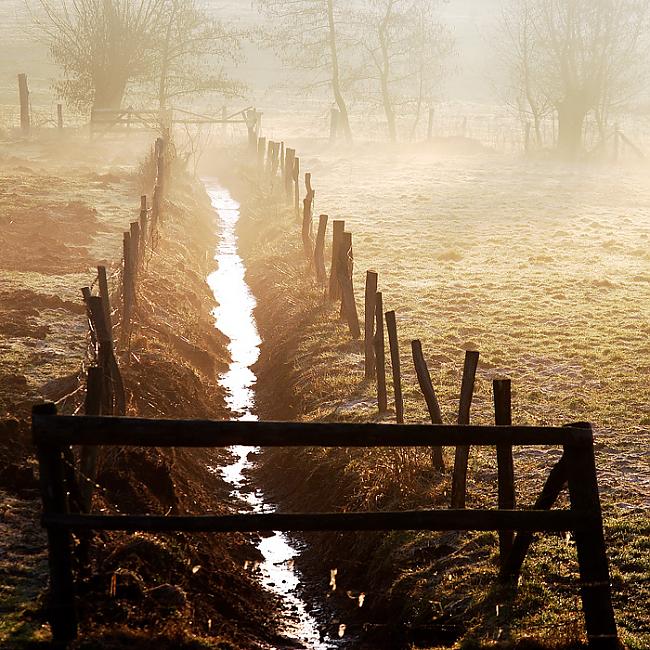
<box><xmin>204</xmin><ymin>181</ymin><xmax>338</xmax><ymax>649</ymax></box>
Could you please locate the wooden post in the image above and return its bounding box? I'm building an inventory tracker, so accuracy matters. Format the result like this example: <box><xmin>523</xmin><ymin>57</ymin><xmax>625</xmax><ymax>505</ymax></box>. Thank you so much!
<box><xmin>364</xmin><ymin>271</ymin><xmax>378</xmax><ymax>379</ymax></box>
<box><xmin>33</xmin><ymin>403</ymin><xmax>78</xmax><ymax>643</ymax></box>
<box><xmin>330</xmin><ymin>108</ymin><xmax>340</xmax><ymax>143</ymax></box>
<box><xmin>564</xmin><ymin>424</ymin><xmax>619</xmax><ymax>650</ymax></box>
<box><xmin>81</xmin><ymin>286</ymin><xmax>97</xmax><ymax>353</ymax></box>
<box><xmin>130</xmin><ymin>222</ymin><xmax>140</xmax><ymax>280</ymax></box>
<box><xmin>329</xmin><ymin>220</ymin><xmax>345</xmax><ymax>300</ymax></box>
<box><xmin>293</xmin><ymin>157</ymin><xmax>300</xmax><ymax>217</ymax></box>
<box><xmin>79</xmin><ymin>367</ymin><xmax>103</xmax><ymax>512</ymax></box>
<box><xmin>385</xmin><ymin>311</ymin><xmax>404</xmax><ymax>423</ymax></box>
<box><xmin>18</xmin><ymin>73</ymin><xmax>30</xmax><ymax>136</ymax></box>
<box><xmin>302</xmin><ymin>190</ymin><xmax>314</xmax><ymax>260</ymax></box>
<box><xmin>494</xmin><ymin>379</ymin><xmax>515</xmax><ymax>567</ymax></box>
<box><xmin>257</xmin><ymin>136</ymin><xmax>266</xmax><ymax>177</ymax></box>
<box><xmin>336</xmin><ymin>232</ymin><xmax>361</xmax><ymax>339</ymax></box>
<box><xmin>97</xmin><ymin>266</ymin><xmax>112</xmax><ymax>333</ymax></box>
<box><xmin>313</xmin><ymin>215</ymin><xmax>328</xmax><ymax>284</ymax></box>
<box><xmin>284</xmin><ymin>148</ymin><xmax>296</xmax><ymax>203</ymax></box>
<box><xmin>500</xmin><ymin>454</ymin><xmax>568</xmax><ymax>582</ymax></box>
<box><xmin>374</xmin><ymin>292</ymin><xmax>388</xmax><ymax>414</ymax></box>
<box><xmin>57</xmin><ymin>104</ymin><xmax>63</xmax><ymax>131</ymax></box>
<box><xmin>139</xmin><ymin>195</ymin><xmax>148</xmax><ymax>254</ymax></box>
<box><xmin>451</xmin><ymin>350</ymin><xmax>480</xmax><ymax>508</ymax></box>
<box><xmin>411</xmin><ymin>340</ymin><xmax>445</xmax><ymax>470</ymax></box>
<box><xmin>122</xmin><ymin>232</ymin><xmax>133</xmax><ymax>339</ymax></box>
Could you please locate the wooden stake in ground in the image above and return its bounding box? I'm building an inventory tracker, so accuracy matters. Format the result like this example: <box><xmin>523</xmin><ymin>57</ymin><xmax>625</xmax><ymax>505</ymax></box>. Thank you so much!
<box><xmin>329</xmin><ymin>220</ymin><xmax>345</xmax><ymax>300</ymax></box>
<box><xmin>385</xmin><ymin>310</ymin><xmax>404</xmax><ymax>423</ymax></box>
<box><xmin>451</xmin><ymin>350</ymin><xmax>480</xmax><ymax>508</ymax></box>
<box><xmin>293</xmin><ymin>157</ymin><xmax>300</xmax><ymax>217</ymax></box>
<box><xmin>97</xmin><ymin>266</ymin><xmax>112</xmax><ymax>333</ymax></box>
<box><xmin>313</xmin><ymin>214</ymin><xmax>328</xmax><ymax>284</ymax></box>
<box><xmin>411</xmin><ymin>340</ymin><xmax>445</xmax><ymax>470</ymax></box>
<box><xmin>284</xmin><ymin>148</ymin><xmax>295</xmax><ymax>203</ymax></box>
<box><xmin>18</xmin><ymin>73</ymin><xmax>30</xmax><ymax>136</ymax></box>
<box><xmin>336</xmin><ymin>232</ymin><xmax>361</xmax><ymax>339</ymax></box>
<box><xmin>139</xmin><ymin>195</ymin><xmax>148</xmax><ymax>256</ymax></box>
<box><xmin>374</xmin><ymin>292</ymin><xmax>388</xmax><ymax>414</ymax></box>
<box><xmin>364</xmin><ymin>271</ymin><xmax>378</xmax><ymax>379</ymax></box>
<box><xmin>494</xmin><ymin>379</ymin><xmax>515</xmax><ymax>567</ymax></box>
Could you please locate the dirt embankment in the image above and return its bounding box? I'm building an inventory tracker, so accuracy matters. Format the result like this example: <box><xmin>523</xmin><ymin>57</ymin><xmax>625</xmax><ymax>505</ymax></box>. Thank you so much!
<box><xmin>221</xmin><ymin>154</ymin><xmax>649</xmax><ymax>650</ymax></box>
<box><xmin>0</xmin><ymin>138</ymin><xmax>284</xmax><ymax>649</ymax></box>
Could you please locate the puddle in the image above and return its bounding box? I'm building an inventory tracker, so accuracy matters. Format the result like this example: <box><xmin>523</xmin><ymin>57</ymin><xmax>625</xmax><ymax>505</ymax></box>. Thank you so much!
<box><xmin>204</xmin><ymin>182</ymin><xmax>338</xmax><ymax>649</ymax></box>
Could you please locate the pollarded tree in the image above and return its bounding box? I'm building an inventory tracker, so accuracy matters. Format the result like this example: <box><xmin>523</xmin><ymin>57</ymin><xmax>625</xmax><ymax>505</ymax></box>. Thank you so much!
<box><xmin>33</xmin><ymin>0</ymin><xmax>168</xmax><ymax>111</ymax></box>
<box><xmin>500</xmin><ymin>0</ymin><xmax>650</xmax><ymax>157</ymax></box>
<box><xmin>255</xmin><ymin>0</ymin><xmax>355</xmax><ymax>142</ymax></box>
<box><xmin>354</xmin><ymin>0</ymin><xmax>453</xmax><ymax>142</ymax></box>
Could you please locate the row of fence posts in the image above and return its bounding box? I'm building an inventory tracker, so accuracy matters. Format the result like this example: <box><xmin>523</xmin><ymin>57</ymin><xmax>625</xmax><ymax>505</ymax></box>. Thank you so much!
<box><xmin>76</xmin><ymin>135</ymin><xmax>168</xmax><ymax>513</ymax></box>
<box><xmin>250</xmin><ymin>138</ymin><xmax>517</xmax><ymax>568</ymax></box>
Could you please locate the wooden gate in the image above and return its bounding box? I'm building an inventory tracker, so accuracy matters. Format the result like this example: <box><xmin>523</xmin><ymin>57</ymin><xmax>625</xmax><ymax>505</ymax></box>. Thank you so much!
<box><xmin>32</xmin><ymin>404</ymin><xmax>619</xmax><ymax>649</ymax></box>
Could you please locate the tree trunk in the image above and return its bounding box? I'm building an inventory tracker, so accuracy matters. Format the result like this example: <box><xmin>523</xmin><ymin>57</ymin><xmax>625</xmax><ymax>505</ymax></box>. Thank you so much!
<box><xmin>327</xmin><ymin>0</ymin><xmax>352</xmax><ymax>143</ymax></box>
<box><xmin>92</xmin><ymin>74</ymin><xmax>127</xmax><ymax>111</ymax></box>
<box><xmin>557</xmin><ymin>98</ymin><xmax>587</xmax><ymax>158</ymax></box>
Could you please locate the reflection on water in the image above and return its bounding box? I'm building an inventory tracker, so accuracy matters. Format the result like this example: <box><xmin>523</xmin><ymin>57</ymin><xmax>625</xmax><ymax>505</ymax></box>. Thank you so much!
<box><xmin>205</xmin><ymin>182</ymin><xmax>336</xmax><ymax>649</ymax></box>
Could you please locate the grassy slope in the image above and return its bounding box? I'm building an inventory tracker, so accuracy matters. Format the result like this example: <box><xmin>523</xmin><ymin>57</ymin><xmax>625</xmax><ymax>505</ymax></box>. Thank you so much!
<box><xmin>226</xmin><ymin>154</ymin><xmax>649</xmax><ymax>650</ymax></box>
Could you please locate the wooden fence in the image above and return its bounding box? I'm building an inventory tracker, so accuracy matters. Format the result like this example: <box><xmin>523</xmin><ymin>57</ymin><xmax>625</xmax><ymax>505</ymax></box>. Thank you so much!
<box><xmin>244</xmin><ymin>137</ymin><xmax>620</xmax><ymax>649</ymax></box>
<box><xmin>33</xmin><ymin>407</ymin><xmax>618</xmax><ymax>649</ymax></box>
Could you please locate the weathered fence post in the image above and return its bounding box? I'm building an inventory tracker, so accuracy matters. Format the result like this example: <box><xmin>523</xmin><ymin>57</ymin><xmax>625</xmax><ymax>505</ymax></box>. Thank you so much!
<box><xmin>57</xmin><ymin>104</ymin><xmax>63</xmax><ymax>131</ymax></box>
<box><xmin>33</xmin><ymin>402</ymin><xmax>78</xmax><ymax>643</ymax></box>
<box><xmin>302</xmin><ymin>178</ymin><xmax>314</xmax><ymax>259</ymax></box>
<box><xmin>97</xmin><ymin>266</ymin><xmax>112</xmax><ymax>334</ymax></box>
<box><xmin>329</xmin><ymin>220</ymin><xmax>345</xmax><ymax>300</ymax></box>
<box><xmin>411</xmin><ymin>340</ymin><xmax>445</xmax><ymax>470</ymax></box>
<box><xmin>336</xmin><ymin>232</ymin><xmax>361</xmax><ymax>339</ymax></box>
<box><xmin>385</xmin><ymin>310</ymin><xmax>404</xmax><ymax>423</ymax></box>
<box><xmin>284</xmin><ymin>148</ymin><xmax>295</xmax><ymax>203</ymax></box>
<box><xmin>313</xmin><ymin>215</ymin><xmax>328</xmax><ymax>284</ymax></box>
<box><xmin>293</xmin><ymin>156</ymin><xmax>300</xmax><ymax>217</ymax></box>
<box><xmin>374</xmin><ymin>292</ymin><xmax>388</xmax><ymax>414</ymax></box>
<box><xmin>257</xmin><ymin>136</ymin><xmax>266</xmax><ymax>178</ymax></box>
<box><xmin>18</xmin><ymin>73</ymin><xmax>30</xmax><ymax>136</ymax></box>
<box><xmin>130</xmin><ymin>222</ymin><xmax>140</xmax><ymax>280</ymax></box>
<box><xmin>451</xmin><ymin>350</ymin><xmax>480</xmax><ymax>508</ymax></box>
<box><xmin>564</xmin><ymin>423</ymin><xmax>619</xmax><ymax>650</ymax></box>
<box><xmin>364</xmin><ymin>271</ymin><xmax>378</xmax><ymax>379</ymax></box>
<box><xmin>139</xmin><ymin>195</ymin><xmax>148</xmax><ymax>256</ymax></box>
<box><xmin>122</xmin><ymin>232</ymin><xmax>133</xmax><ymax>342</ymax></box>
<box><xmin>494</xmin><ymin>379</ymin><xmax>515</xmax><ymax>567</ymax></box>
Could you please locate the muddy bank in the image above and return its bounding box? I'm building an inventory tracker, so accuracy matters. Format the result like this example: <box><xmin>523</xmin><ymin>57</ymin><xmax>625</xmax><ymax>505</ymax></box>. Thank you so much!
<box><xmin>0</xmin><ymin>139</ymin><xmax>284</xmax><ymax>649</ymax></box>
<box><xmin>222</xmin><ymin>151</ymin><xmax>649</xmax><ymax>650</ymax></box>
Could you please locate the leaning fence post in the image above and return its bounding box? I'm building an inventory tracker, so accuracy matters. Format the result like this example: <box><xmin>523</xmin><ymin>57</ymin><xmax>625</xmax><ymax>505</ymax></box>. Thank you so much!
<box><xmin>564</xmin><ymin>423</ymin><xmax>619</xmax><ymax>650</ymax></box>
<box><xmin>364</xmin><ymin>271</ymin><xmax>378</xmax><ymax>379</ymax></box>
<box><xmin>302</xmin><ymin>180</ymin><xmax>314</xmax><ymax>259</ymax></box>
<box><xmin>97</xmin><ymin>266</ymin><xmax>112</xmax><ymax>334</ymax></box>
<box><xmin>451</xmin><ymin>350</ymin><xmax>480</xmax><ymax>508</ymax></box>
<box><xmin>33</xmin><ymin>402</ymin><xmax>78</xmax><ymax>643</ymax></box>
<box><xmin>313</xmin><ymin>214</ymin><xmax>328</xmax><ymax>284</ymax></box>
<box><xmin>385</xmin><ymin>310</ymin><xmax>404</xmax><ymax>423</ymax></box>
<box><xmin>494</xmin><ymin>379</ymin><xmax>515</xmax><ymax>568</ymax></box>
<box><xmin>329</xmin><ymin>220</ymin><xmax>345</xmax><ymax>300</ymax></box>
<box><xmin>122</xmin><ymin>231</ymin><xmax>133</xmax><ymax>341</ymax></box>
<box><xmin>374</xmin><ymin>292</ymin><xmax>388</xmax><ymax>414</ymax></box>
<box><xmin>336</xmin><ymin>232</ymin><xmax>361</xmax><ymax>339</ymax></box>
<box><xmin>411</xmin><ymin>340</ymin><xmax>445</xmax><ymax>470</ymax></box>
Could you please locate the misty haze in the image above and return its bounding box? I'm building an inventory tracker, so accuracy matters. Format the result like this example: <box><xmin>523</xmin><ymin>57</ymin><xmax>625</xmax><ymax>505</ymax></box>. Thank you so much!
<box><xmin>0</xmin><ymin>1</ymin><xmax>648</xmax><ymax>649</ymax></box>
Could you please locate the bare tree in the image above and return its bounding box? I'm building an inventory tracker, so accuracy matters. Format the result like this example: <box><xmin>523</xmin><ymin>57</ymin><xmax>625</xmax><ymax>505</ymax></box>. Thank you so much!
<box><xmin>155</xmin><ymin>0</ymin><xmax>244</xmax><ymax>111</ymax></box>
<box><xmin>355</xmin><ymin>0</ymin><xmax>452</xmax><ymax>142</ymax></box>
<box><xmin>500</xmin><ymin>0</ymin><xmax>650</xmax><ymax>157</ymax></box>
<box><xmin>255</xmin><ymin>0</ymin><xmax>354</xmax><ymax>142</ymax></box>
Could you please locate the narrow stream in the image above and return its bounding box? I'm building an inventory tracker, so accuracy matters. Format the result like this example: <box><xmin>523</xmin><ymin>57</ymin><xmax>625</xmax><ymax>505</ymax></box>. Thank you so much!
<box><xmin>204</xmin><ymin>181</ymin><xmax>336</xmax><ymax>649</ymax></box>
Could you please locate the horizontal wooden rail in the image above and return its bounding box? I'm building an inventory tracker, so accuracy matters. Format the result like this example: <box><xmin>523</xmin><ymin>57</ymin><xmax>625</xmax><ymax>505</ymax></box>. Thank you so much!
<box><xmin>43</xmin><ymin>509</ymin><xmax>591</xmax><ymax>533</ymax></box>
<box><xmin>32</xmin><ymin>415</ymin><xmax>592</xmax><ymax>448</ymax></box>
